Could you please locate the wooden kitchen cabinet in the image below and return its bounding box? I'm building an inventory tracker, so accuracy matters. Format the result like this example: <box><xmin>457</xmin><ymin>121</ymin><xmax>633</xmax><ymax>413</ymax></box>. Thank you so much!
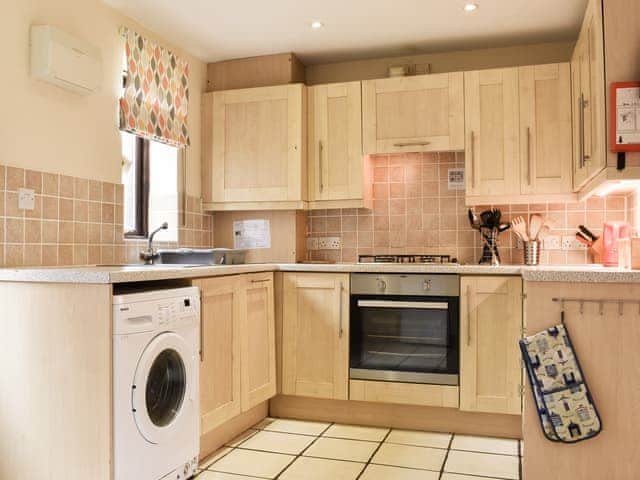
<box><xmin>240</xmin><ymin>272</ymin><xmax>277</xmax><ymax>410</ymax></box>
<box><xmin>572</xmin><ymin>0</ymin><xmax>606</xmax><ymax>191</ymax></box>
<box><xmin>308</xmin><ymin>81</ymin><xmax>365</xmax><ymax>209</ymax></box>
<box><xmin>362</xmin><ymin>72</ymin><xmax>465</xmax><ymax>154</ymax></box>
<box><xmin>464</xmin><ymin>68</ymin><xmax>520</xmax><ymax>197</ymax></box>
<box><xmin>194</xmin><ymin>273</ymin><xmax>276</xmax><ymax>440</ymax></box>
<box><xmin>460</xmin><ymin>276</ymin><xmax>523</xmax><ymax>415</ymax></box>
<box><xmin>202</xmin><ymin>84</ymin><xmax>307</xmax><ymax>210</ymax></box>
<box><xmin>281</xmin><ymin>273</ymin><xmax>349</xmax><ymax>400</ymax></box>
<box><xmin>519</xmin><ymin>63</ymin><xmax>573</xmax><ymax>195</ymax></box>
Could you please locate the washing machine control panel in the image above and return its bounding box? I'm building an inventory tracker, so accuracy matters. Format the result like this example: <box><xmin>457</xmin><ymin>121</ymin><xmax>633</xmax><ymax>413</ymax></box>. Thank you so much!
<box><xmin>156</xmin><ymin>295</ymin><xmax>199</xmax><ymax>327</ymax></box>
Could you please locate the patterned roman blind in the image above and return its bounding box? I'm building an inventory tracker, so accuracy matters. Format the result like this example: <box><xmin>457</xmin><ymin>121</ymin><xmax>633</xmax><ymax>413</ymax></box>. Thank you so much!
<box><xmin>119</xmin><ymin>27</ymin><xmax>190</xmax><ymax>147</ymax></box>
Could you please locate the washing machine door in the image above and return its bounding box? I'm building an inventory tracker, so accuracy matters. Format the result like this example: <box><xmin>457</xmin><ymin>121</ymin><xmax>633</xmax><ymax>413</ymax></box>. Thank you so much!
<box><xmin>132</xmin><ymin>331</ymin><xmax>193</xmax><ymax>445</ymax></box>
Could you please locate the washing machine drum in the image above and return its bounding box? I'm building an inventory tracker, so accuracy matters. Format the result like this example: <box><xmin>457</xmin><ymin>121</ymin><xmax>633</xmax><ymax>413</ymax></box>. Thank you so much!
<box><xmin>132</xmin><ymin>332</ymin><xmax>193</xmax><ymax>444</ymax></box>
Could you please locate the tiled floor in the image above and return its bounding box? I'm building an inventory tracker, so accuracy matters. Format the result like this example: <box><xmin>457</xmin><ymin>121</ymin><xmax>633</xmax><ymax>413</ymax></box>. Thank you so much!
<box><xmin>197</xmin><ymin>418</ymin><xmax>522</xmax><ymax>480</ymax></box>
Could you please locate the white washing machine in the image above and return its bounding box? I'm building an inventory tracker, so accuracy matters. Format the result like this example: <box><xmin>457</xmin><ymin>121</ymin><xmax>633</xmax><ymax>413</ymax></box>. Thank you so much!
<box><xmin>113</xmin><ymin>286</ymin><xmax>200</xmax><ymax>480</ymax></box>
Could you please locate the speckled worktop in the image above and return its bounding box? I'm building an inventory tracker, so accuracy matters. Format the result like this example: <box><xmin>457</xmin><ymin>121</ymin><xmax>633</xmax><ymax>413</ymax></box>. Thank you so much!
<box><xmin>0</xmin><ymin>262</ymin><xmax>639</xmax><ymax>284</ymax></box>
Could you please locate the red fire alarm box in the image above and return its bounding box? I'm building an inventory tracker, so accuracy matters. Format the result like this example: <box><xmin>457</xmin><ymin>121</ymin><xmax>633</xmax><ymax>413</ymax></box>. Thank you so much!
<box><xmin>610</xmin><ymin>81</ymin><xmax>640</xmax><ymax>153</ymax></box>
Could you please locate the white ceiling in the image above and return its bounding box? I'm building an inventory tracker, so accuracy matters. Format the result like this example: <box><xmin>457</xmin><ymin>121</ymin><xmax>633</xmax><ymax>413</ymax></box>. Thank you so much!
<box><xmin>104</xmin><ymin>0</ymin><xmax>588</xmax><ymax>65</ymax></box>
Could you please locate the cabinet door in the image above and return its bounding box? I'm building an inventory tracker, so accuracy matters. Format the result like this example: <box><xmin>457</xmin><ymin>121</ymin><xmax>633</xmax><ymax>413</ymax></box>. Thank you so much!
<box><xmin>193</xmin><ymin>277</ymin><xmax>242</xmax><ymax>435</ymax></box>
<box><xmin>362</xmin><ymin>73</ymin><xmax>464</xmax><ymax>154</ymax></box>
<box><xmin>282</xmin><ymin>273</ymin><xmax>349</xmax><ymax>400</ymax></box>
<box><xmin>519</xmin><ymin>64</ymin><xmax>573</xmax><ymax>195</ymax></box>
<box><xmin>460</xmin><ymin>276</ymin><xmax>523</xmax><ymax>415</ymax></box>
<box><xmin>308</xmin><ymin>82</ymin><xmax>363</xmax><ymax>203</ymax></box>
<box><xmin>207</xmin><ymin>84</ymin><xmax>305</xmax><ymax>203</ymax></box>
<box><xmin>465</xmin><ymin>68</ymin><xmax>520</xmax><ymax>196</ymax></box>
<box><xmin>240</xmin><ymin>273</ymin><xmax>276</xmax><ymax>411</ymax></box>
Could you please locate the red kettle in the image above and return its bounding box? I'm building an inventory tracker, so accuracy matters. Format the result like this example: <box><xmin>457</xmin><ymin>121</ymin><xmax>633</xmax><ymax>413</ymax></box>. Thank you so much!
<box><xmin>601</xmin><ymin>221</ymin><xmax>631</xmax><ymax>266</ymax></box>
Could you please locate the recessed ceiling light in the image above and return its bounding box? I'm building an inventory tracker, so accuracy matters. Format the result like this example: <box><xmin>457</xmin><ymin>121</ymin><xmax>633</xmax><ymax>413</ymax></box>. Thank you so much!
<box><xmin>311</xmin><ymin>21</ymin><xmax>324</xmax><ymax>29</ymax></box>
<box><xmin>463</xmin><ymin>3</ymin><xmax>478</xmax><ymax>12</ymax></box>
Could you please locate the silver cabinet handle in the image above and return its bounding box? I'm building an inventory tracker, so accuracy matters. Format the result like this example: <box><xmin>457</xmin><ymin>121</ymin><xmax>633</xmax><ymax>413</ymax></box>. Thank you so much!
<box><xmin>338</xmin><ymin>281</ymin><xmax>344</xmax><ymax>338</ymax></box>
<box><xmin>357</xmin><ymin>300</ymin><xmax>448</xmax><ymax>310</ymax></box>
<box><xmin>526</xmin><ymin>127</ymin><xmax>532</xmax><ymax>186</ymax></box>
<box><xmin>393</xmin><ymin>141</ymin><xmax>431</xmax><ymax>147</ymax></box>
<box><xmin>579</xmin><ymin>93</ymin><xmax>585</xmax><ymax>169</ymax></box>
<box><xmin>319</xmin><ymin>141</ymin><xmax>324</xmax><ymax>193</ymax></box>
<box><xmin>199</xmin><ymin>290</ymin><xmax>204</xmax><ymax>362</ymax></box>
<box><xmin>470</xmin><ymin>131</ymin><xmax>476</xmax><ymax>189</ymax></box>
<box><xmin>466</xmin><ymin>285</ymin><xmax>472</xmax><ymax>346</ymax></box>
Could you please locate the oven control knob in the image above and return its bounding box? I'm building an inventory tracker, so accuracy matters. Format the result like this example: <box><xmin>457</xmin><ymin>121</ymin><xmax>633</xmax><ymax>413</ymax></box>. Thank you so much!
<box><xmin>423</xmin><ymin>280</ymin><xmax>432</xmax><ymax>291</ymax></box>
<box><xmin>377</xmin><ymin>279</ymin><xmax>387</xmax><ymax>292</ymax></box>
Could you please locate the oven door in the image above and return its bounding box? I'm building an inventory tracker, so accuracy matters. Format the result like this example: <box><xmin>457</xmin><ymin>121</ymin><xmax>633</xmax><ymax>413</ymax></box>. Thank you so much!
<box><xmin>350</xmin><ymin>295</ymin><xmax>459</xmax><ymax>385</ymax></box>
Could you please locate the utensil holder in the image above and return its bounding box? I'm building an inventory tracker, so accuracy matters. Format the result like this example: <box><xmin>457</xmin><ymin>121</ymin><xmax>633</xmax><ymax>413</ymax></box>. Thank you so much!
<box><xmin>523</xmin><ymin>241</ymin><xmax>541</xmax><ymax>265</ymax></box>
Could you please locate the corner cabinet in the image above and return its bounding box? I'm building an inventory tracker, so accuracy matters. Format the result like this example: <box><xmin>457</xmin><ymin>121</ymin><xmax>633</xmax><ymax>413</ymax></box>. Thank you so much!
<box><xmin>465</xmin><ymin>64</ymin><xmax>574</xmax><ymax>204</ymax></box>
<box><xmin>194</xmin><ymin>273</ymin><xmax>276</xmax><ymax>450</ymax></box>
<box><xmin>459</xmin><ymin>276</ymin><xmax>523</xmax><ymax>415</ymax></box>
<box><xmin>572</xmin><ymin>0</ymin><xmax>606</xmax><ymax>191</ymax></box>
<box><xmin>308</xmin><ymin>82</ymin><xmax>367</xmax><ymax>209</ymax></box>
<box><xmin>202</xmin><ymin>84</ymin><xmax>307</xmax><ymax>210</ymax></box>
<box><xmin>281</xmin><ymin>273</ymin><xmax>349</xmax><ymax>400</ymax></box>
<box><xmin>362</xmin><ymin>73</ymin><xmax>465</xmax><ymax>154</ymax></box>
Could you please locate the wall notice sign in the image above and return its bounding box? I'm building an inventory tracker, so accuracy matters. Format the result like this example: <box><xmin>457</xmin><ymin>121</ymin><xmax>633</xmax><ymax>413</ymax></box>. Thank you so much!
<box><xmin>448</xmin><ymin>168</ymin><xmax>465</xmax><ymax>190</ymax></box>
<box><xmin>233</xmin><ymin>219</ymin><xmax>271</xmax><ymax>249</ymax></box>
<box><xmin>611</xmin><ymin>82</ymin><xmax>640</xmax><ymax>152</ymax></box>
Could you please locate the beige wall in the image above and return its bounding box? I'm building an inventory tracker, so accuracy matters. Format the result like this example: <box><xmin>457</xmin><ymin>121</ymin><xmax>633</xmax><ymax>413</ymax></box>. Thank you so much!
<box><xmin>305</xmin><ymin>41</ymin><xmax>574</xmax><ymax>85</ymax></box>
<box><xmin>0</xmin><ymin>0</ymin><xmax>206</xmax><ymax>196</ymax></box>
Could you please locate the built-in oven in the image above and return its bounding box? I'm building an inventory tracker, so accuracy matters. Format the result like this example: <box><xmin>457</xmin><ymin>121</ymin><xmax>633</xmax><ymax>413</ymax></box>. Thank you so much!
<box><xmin>350</xmin><ymin>274</ymin><xmax>459</xmax><ymax>386</ymax></box>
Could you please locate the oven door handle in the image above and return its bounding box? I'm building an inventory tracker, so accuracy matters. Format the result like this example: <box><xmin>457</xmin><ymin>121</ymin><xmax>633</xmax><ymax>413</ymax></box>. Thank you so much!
<box><xmin>356</xmin><ymin>300</ymin><xmax>449</xmax><ymax>310</ymax></box>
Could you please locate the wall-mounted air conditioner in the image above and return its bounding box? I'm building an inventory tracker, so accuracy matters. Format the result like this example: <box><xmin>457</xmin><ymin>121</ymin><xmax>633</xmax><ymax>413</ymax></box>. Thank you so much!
<box><xmin>30</xmin><ymin>25</ymin><xmax>102</xmax><ymax>95</ymax></box>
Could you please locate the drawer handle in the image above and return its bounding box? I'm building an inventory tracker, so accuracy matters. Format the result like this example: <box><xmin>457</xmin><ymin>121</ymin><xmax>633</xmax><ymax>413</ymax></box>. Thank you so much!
<box><xmin>393</xmin><ymin>141</ymin><xmax>431</xmax><ymax>147</ymax></box>
<box><xmin>319</xmin><ymin>141</ymin><xmax>324</xmax><ymax>193</ymax></box>
<box><xmin>338</xmin><ymin>281</ymin><xmax>344</xmax><ymax>339</ymax></box>
<box><xmin>466</xmin><ymin>285</ymin><xmax>472</xmax><ymax>346</ymax></box>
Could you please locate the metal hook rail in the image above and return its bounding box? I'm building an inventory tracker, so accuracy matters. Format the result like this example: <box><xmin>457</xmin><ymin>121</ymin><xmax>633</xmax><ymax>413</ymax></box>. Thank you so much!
<box><xmin>552</xmin><ymin>297</ymin><xmax>640</xmax><ymax>316</ymax></box>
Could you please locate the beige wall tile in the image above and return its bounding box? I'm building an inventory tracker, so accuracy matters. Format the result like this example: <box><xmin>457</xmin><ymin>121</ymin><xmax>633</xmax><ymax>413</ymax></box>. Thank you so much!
<box><xmin>25</xmin><ymin>170</ymin><xmax>42</xmax><ymax>193</ymax></box>
<box><xmin>59</xmin><ymin>198</ymin><xmax>74</xmax><ymax>221</ymax></box>
<box><xmin>0</xmin><ymin>165</ymin><xmax>5</xmax><ymax>191</ymax></box>
<box><xmin>23</xmin><ymin>244</ymin><xmax>42</xmax><ymax>266</ymax></box>
<box><xmin>102</xmin><ymin>182</ymin><xmax>115</xmax><ymax>203</ymax></box>
<box><xmin>6</xmin><ymin>167</ymin><xmax>24</xmax><ymax>191</ymax></box>
<box><xmin>59</xmin><ymin>175</ymin><xmax>74</xmax><ymax>198</ymax></box>
<box><xmin>6</xmin><ymin>244</ymin><xmax>24</xmax><ymax>266</ymax></box>
<box><xmin>42</xmin><ymin>221</ymin><xmax>58</xmax><ymax>243</ymax></box>
<box><xmin>59</xmin><ymin>222</ymin><xmax>73</xmax><ymax>244</ymax></box>
<box><xmin>42</xmin><ymin>245</ymin><xmax>58</xmax><ymax>266</ymax></box>
<box><xmin>6</xmin><ymin>218</ymin><xmax>24</xmax><ymax>243</ymax></box>
<box><xmin>5</xmin><ymin>192</ymin><xmax>22</xmax><ymax>218</ymax></box>
<box><xmin>25</xmin><ymin>220</ymin><xmax>41</xmax><ymax>244</ymax></box>
<box><xmin>74</xmin><ymin>178</ymin><xmax>89</xmax><ymax>200</ymax></box>
<box><xmin>58</xmin><ymin>245</ymin><xmax>73</xmax><ymax>265</ymax></box>
<box><xmin>102</xmin><ymin>204</ymin><xmax>114</xmax><ymax>224</ymax></box>
<box><xmin>89</xmin><ymin>180</ymin><xmax>102</xmax><ymax>201</ymax></box>
<box><xmin>42</xmin><ymin>196</ymin><xmax>58</xmax><ymax>220</ymax></box>
<box><xmin>42</xmin><ymin>173</ymin><xmax>59</xmax><ymax>195</ymax></box>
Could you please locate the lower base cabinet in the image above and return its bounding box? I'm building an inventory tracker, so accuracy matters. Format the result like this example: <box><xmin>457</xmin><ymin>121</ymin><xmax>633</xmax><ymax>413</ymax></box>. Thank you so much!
<box><xmin>350</xmin><ymin>380</ymin><xmax>459</xmax><ymax>408</ymax></box>
<box><xmin>194</xmin><ymin>273</ymin><xmax>276</xmax><ymax>444</ymax></box>
<box><xmin>281</xmin><ymin>273</ymin><xmax>350</xmax><ymax>400</ymax></box>
<box><xmin>460</xmin><ymin>276</ymin><xmax>523</xmax><ymax>415</ymax></box>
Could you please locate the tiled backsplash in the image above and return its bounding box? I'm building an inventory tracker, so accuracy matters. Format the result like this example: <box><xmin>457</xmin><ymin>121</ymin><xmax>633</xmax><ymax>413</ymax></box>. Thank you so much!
<box><xmin>0</xmin><ymin>164</ymin><xmax>214</xmax><ymax>268</ymax></box>
<box><xmin>307</xmin><ymin>153</ymin><xmax>633</xmax><ymax>265</ymax></box>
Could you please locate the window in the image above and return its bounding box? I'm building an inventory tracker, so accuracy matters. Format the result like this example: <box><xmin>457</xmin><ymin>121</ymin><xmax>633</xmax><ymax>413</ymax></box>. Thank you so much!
<box><xmin>121</xmin><ymin>132</ymin><xmax>179</xmax><ymax>241</ymax></box>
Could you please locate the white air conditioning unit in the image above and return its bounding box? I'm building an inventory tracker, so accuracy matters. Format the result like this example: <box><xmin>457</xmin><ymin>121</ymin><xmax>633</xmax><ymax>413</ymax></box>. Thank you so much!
<box><xmin>30</xmin><ymin>25</ymin><xmax>102</xmax><ymax>95</ymax></box>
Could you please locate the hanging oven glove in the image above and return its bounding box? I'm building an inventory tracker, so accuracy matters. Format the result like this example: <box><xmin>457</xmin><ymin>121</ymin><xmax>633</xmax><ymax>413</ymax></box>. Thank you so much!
<box><xmin>519</xmin><ymin>324</ymin><xmax>602</xmax><ymax>443</ymax></box>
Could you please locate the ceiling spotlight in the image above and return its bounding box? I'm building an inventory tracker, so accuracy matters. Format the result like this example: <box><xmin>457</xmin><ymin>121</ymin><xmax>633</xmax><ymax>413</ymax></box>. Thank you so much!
<box><xmin>463</xmin><ymin>3</ymin><xmax>478</xmax><ymax>12</ymax></box>
<box><xmin>311</xmin><ymin>21</ymin><xmax>324</xmax><ymax>29</ymax></box>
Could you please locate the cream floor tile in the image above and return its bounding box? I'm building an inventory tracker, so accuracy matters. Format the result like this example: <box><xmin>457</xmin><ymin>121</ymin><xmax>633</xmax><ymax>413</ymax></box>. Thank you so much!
<box><xmin>303</xmin><ymin>437</ymin><xmax>379</xmax><ymax>463</ymax></box>
<box><xmin>371</xmin><ymin>443</ymin><xmax>446</xmax><ymax>471</ymax></box>
<box><xmin>197</xmin><ymin>471</ymin><xmax>262</xmax><ymax>480</ymax></box>
<box><xmin>209</xmin><ymin>448</ymin><xmax>294</xmax><ymax>479</ymax></box>
<box><xmin>323</xmin><ymin>424</ymin><xmax>390</xmax><ymax>442</ymax></box>
<box><xmin>451</xmin><ymin>435</ymin><xmax>519</xmax><ymax>456</ymax></box>
<box><xmin>263</xmin><ymin>418</ymin><xmax>330</xmax><ymax>436</ymax></box>
<box><xmin>252</xmin><ymin>416</ymin><xmax>276</xmax><ymax>430</ymax></box>
<box><xmin>279</xmin><ymin>456</ymin><xmax>365</xmax><ymax>480</ymax></box>
<box><xmin>225</xmin><ymin>429</ymin><xmax>258</xmax><ymax>447</ymax></box>
<box><xmin>444</xmin><ymin>450</ymin><xmax>520</xmax><ymax>480</ymax></box>
<box><xmin>385</xmin><ymin>429</ymin><xmax>451</xmax><ymax>449</ymax></box>
<box><xmin>239</xmin><ymin>430</ymin><xmax>316</xmax><ymax>454</ymax></box>
<box><xmin>199</xmin><ymin>447</ymin><xmax>233</xmax><ymax>471</ymax></box>
<box><xmin>360</xmin><ymin>464</ymin><xmax>440</xmax><ymax>480</ymax></box>
<box><xmin>441</xmin><ymin>474</ymin><xmax>504</xmax><ymax>480</ymax></box>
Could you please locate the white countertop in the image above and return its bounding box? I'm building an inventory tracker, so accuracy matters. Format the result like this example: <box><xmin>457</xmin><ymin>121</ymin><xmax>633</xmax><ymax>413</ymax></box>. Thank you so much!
<box><xmin>0</xmin><ymin>262</ymin><xmax>639</xmax><ymax>284</ymax></box>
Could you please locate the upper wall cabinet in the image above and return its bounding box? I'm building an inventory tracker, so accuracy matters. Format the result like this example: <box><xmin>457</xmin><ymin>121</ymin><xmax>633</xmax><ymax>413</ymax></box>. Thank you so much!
<box><xmin>519</xmin><ymin>64</ymin><xmax>573</xmax><ymax>195</ymax></box>
<box><xmin>572</xmin><ymin>0</ymin><xmax>606</xmax><ymax>191</ymax></box>
<box><xmin>465</xmin><ymin>64</ymin><xmax>574</xmax><ymax>205</ymax></box>
<box><xmin>308</xmin><ymin>82</ymin><xmax>367</xmax><ymax>209</ymax></box>
<box><xmin>465</xmin><ymin>68</ymin><xmax>520</xmax><ymax>197</ymax></box>
<box><xmin>202</xmin><ymin>84</ymin><xmax>307</xmax><ymax>211</ymax></box>
<box><xmin>362</xmin><ymin>73</ymin><xmax>465</xmax><ymax>154</ymax></box>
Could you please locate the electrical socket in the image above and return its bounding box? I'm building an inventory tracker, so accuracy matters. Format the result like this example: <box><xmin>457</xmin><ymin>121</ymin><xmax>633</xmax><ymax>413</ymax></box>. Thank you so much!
<box><xmin>306</xmin><ymin>238</ymin><xmax>318</xmax><ymax>251</ymax></box>
<box><xmin>543</xmin><ymin>235</ymin><xmax>561</xmax><ymax>250</ymax></box>
<box><xmin>18</xmin><ymin>188</ymin><xmax>35</xmax><ymax>211</ymax></box>
<box><xmin>317</xmin><ymin>237</ymin><xmax>341</xmax><ymax>250</ymax></box>
<box><xmin>562</xmin><ymin>235</ymin><xmax>586</xmax><ymax>251</ymax></box>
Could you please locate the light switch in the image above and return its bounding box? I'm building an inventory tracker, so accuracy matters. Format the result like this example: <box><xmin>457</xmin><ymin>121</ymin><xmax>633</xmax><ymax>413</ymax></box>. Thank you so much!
<box><xmin>18</xmin><ymin>188</ymin><xmax>35</xmax><ymax>211</ymax></box>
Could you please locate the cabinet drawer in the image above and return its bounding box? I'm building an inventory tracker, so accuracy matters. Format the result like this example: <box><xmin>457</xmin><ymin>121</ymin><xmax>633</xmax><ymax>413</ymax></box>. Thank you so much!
<box><xmin>350</xmin><ymin>380</ymin><xmax>459</xmax><ymax>408</ymax></box>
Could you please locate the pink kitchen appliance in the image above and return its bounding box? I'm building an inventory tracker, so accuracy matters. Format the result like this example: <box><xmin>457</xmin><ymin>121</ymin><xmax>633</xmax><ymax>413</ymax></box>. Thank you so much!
<box><xmin>601</xmin><ymin>221</ymin><xmax>631</xmax><ymax>266</ymax></box>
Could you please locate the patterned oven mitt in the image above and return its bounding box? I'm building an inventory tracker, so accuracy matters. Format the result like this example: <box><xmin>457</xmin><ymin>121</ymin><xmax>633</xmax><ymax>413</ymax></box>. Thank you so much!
<box><xmin>519</xmin><ymin>324</ymin><xmax>602</xmax><ymax>443</ymax></box>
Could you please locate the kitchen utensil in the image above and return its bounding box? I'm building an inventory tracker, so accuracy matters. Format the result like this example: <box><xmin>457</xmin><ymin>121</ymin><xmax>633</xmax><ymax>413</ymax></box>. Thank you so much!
<box><xmin>498</xmin><ymin>223</ymin><xmax>511</xmax><ymax>233</ymax></box>
<box><xmin>579</xmin><ymin>225</ymin><xmax>598</xmax><ymax>241</ymax></box>
<box><xmin>575</xmin><ymin>233</ymin><xmax>592</xmax><ymax>247</ymax></box>
<box><xmin>538</xmin><ymin>225</ymin><xmax>551</xmax><ymax>239</ymax></box>
<box><xmin>523</xmin><ymin>241</ymin><xmax>541</xmax><ymax>265</ymax></box>
<box><xmin>529</xmin><ymin>214</ymin><xmax>543</xmax><ymax>240</ymax></box>
<box><xmin>512</xmin><ymin>216</ymin><xmax>529</xmax><ymax>241</ymax></box>
<box><xmin>468</xmin><ymin>209</ymin><xmax>481</xmax><ymax>230</ymax></box>
<box><xmin>602</xmin><ymin>221</ymin><xmax>631</xmax><ymax>266</ymax></box>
